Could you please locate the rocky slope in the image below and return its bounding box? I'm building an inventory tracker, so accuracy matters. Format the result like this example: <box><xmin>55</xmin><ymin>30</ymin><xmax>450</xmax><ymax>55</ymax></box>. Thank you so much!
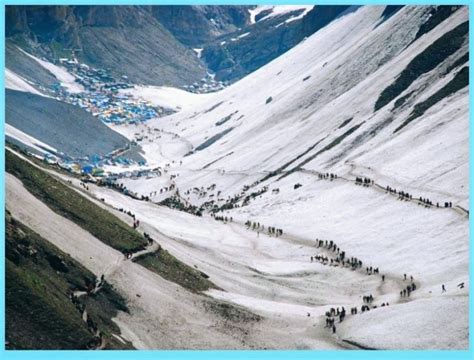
<box><xmin>202</xmin><ymin>5</ymin><xmax>353</xmax><ymax>81</ymax></box>
<box><xmin>6</xmin><ymin>5</ymin><xmax>208</xmax><ymax>86</ymax></box>
<box><xmin>6</xmin><ymin>5</ymin><xmax>364</xmax><ymax>86</ymax></box>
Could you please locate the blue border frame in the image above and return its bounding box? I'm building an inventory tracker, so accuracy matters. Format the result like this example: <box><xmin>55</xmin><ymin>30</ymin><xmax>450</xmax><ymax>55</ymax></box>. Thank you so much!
<box><xmin>0</xmin><ymin>1</ymin><xmax>472</xmax><ymax>359</ymax></box>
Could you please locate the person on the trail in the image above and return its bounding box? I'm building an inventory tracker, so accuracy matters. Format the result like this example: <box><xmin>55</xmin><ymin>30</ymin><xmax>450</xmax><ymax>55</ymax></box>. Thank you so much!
<box><xmin>442</xmin><ymin>284</ymin><xmax>446</xmax><ymax>293</ymax></box>
<box><xmin>404</xmin><ymin>274</ymin><xmax>407</xmax><ymax>281</ymax></box>
<box><xmin>311</xmin><ymin>256</ymin><xmax>313</xmax><ymax>262</ymax></box>
<box><xmin>307</xmin><ymin>312</ymin><xmax>311</xmax><ymax>317</ymax></box>
<box><xmin>332</xmin><ymin>325</ymin><xmax>336</xmax><ymax>334</ymax></box>
<box><xmin>382</xmin><ymin>275</ymin><xmax>385</xmax><ymax>282</ymax></box>
<box><xmin>410</xmin><ymin>275</ymin><xmax>414</xmax><ymax>282</ymax></box>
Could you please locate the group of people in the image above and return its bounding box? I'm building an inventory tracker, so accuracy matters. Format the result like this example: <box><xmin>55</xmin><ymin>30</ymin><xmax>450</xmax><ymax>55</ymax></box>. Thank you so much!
<box><xmin>362</xmin><ymin>294</ymin><xmax>374</xmax><ymax>303</ymax></box>
<box><xmin>213</xmin><ymin>215</ymin><xmax>233</xmax><ymax>223</ymax></box>
<box><xmin>384</xmin><ymin>186</ymin><xmax>454</xmax><ymax>210</ymax></box>
<box><xmin>396</xmin><ymin>190</ymin><xmax>412</xmax><ymax>201</ymax></box>
<box><xmin>133</xmin><ymin>219</ymin><xmax>140</xmax><ymax>230</ymax></box>
<box><xmin>79</xmin><ymin>181</ymin><xmax>90</xmax><ymax>191</ymax></box>
<box><xmin>143</xmin><ymin>232</ymin><xmax>154</xmax><ymax>246</ymax></box>
<box><xmin>314</xmin><ymin>238</ymin><xmax>363</xmax><ymax>271</ymax></box>
<box><xmin>355</xmin><ymin>177</ymin><xmax>374</xmax><ymax>186</ymax></box>
<box><xmin>117</xmin><ymin>208</ymin><xmax>136</xmax><ymax>220</ymax></box>
<box><xmin>318</xmin><ymin>173</ymin><xmax>338</xmax><ymax>180</ymax></box>
<box><xmin>366</xmin><ymin>266</ymin><xmax>379</xmax><ymax>275</ymax></box>
<box><xmin>245</xmin><ymin>220</ymin><xmax>284</xmax><ymax>237</ymax></box>
<box><xmin>400</xmin><ymin>282</ymin><xmax>417</xmax><ymax>297</ymax></box>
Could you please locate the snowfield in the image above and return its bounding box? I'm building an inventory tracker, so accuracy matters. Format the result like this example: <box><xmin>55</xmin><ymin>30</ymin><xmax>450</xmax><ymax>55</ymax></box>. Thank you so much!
<box><xmin>5</xmin><ymin>68</ymin><xmax>45</xmax><ymax>96</ymax></box>
<box><xmin>249</xmin><ymin>5</ymin><xmax>315</xmax><ymax>24</ymax></box>
<box><xmin>5</xmin><ymin>123</ymin><xmax>58</xmax><ymax>155</ymax></box>
<box><xmin>119</xmin><ymin>86</ymin><xmax>214</xmax><ymax>111</ymax></box>
<box><xmin>6</xmin><ymin>5</ymin><xmax>469</xmax><ymax>350</ymax></box>
<box><xmin>17</xmin><ymin>47</ymin><xmax>85</xmax><ymax>93</ymax></box>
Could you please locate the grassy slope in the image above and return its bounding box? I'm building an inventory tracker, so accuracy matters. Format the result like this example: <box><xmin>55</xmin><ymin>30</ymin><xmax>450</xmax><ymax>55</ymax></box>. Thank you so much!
<box><xmin>134</xmin><ymin>250</ymin><xmax>218</xmax><ymax>293</ymax></box>
<box><xmin>7</xmin><ymin>150</ymin><xmax>219</xmax><ymax>293</ymax></box>
<box><xmin>6</xmin><ymin>213</ymin><xmax>133</xmax><ymax>349</ymax></box>
<box><xmin>6</xmin><ymin>150</ymin><xmax>147</xmax><ymax>253</ymax></box>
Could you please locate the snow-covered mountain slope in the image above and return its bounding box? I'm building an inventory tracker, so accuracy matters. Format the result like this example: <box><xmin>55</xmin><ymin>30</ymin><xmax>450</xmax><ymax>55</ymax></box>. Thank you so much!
<box><xmin>248</xmin><ymin>5</ymin><xmax>314</xmax><ymax>24</ymax></box>
<box><xmin>119</xmin><ymin>86</ymin><xmax>214</xmax><ymax>111</ymax></box>
<box><xmin>104</xmin><ymin>5</ymin><xmax>469</xmax><ymax>349</ymax></box>
<box><xmin>17</xmin><ymin>47</ymin><xmax>84</xmax><ymax>94</ymax></box>
<box><xmin>5</xmin><ymin>68</ymin><xmax>45</xmax><ymax>96</ymax></box>
<box><xmin>138</xmin><ymin>5</ymin><xmax>468</xmax><ymax>204</ymax></box>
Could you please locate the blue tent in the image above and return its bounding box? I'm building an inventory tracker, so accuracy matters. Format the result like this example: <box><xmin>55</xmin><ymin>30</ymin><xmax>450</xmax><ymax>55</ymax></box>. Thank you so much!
<box><xmin>82</xmin><ymin>165</ymin><xmax>93</xmax><ymax>174</ymax></box>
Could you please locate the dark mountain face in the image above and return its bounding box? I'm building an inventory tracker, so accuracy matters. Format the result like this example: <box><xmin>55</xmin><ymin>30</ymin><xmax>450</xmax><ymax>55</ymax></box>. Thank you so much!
<box><xmin>6</xmin><ymin>89</ymin><xmax>132</xmax><ymax>158</ymax></box>
<box><xmin>202</xmin><ymin>5</ymin><xmax>353</xmax><ymax>82</ymax></box>
<box><xmin>150</xmin><ymin>5</ymin><xmax>251</xmax><ymax>47</ymax></box>
<box><xmin>6</xmin><ymin>5</ymin><xmax>363</xmax><ymax>86</ymax></box>
<box><xmin>6</xmin><ymin>5</ymin><xmax>208</xmax><ymax>86</ymax></box>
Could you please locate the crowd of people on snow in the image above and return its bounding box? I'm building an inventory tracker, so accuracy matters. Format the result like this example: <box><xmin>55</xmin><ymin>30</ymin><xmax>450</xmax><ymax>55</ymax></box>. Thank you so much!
<box><xmin>212</xmin><ymin>214</ymin><xmax>233</xmax><ymax>223</ymax></box>
<box><xmin>313</xmin><ymin>239</ymin><xmax>363</xmax><ymax>271</ymax></box>
<box><xmin>355</xmin><ymin>177</ymin><xmax>374</xmax><ymax>186</ymax></box>
<box><xmin>245</xmin><ymin>220</ymin><xmax>283</xmax><ymax>237</ymax></box>
<box><xmin>399</xmin><ymin>274</ymin><xmax>417</xmax><ymax>297</ymax></box>
<box><xmin>318</xmin><ymin>173</ymin><xmax>338</xmax><ymax>180</ymax></box>
<box><xmin>385</xmin><ymin>186</ymin><xmax>453</xmax><ymax>209</ymax></box>
<box><xmin>311</xmin><ymin>236</ymin><xmax>425</xmax><ymax>335</ymax></box>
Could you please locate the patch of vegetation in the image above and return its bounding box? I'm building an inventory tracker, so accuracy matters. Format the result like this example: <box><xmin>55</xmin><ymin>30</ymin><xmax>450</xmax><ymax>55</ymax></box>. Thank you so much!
<box><xmin>375</xmin><ymin>21</ymin><xmax>468</xmax><ymax>111</ymax></box>
<box><xmin>318</xmin><ymin>122</ymin><xmax>364</xmax><ymax>154</ymax></box>
<box><xmin>202</xmin><ymin>151</ymin><xmax>234</xmax><ymax>169</ymax></box>
<box><xmin>6</xmin><ymin>141</ymin><xmax>82</xmax><ymax>179</ymax></box>
<box><xmin>50</xmin><ymin>40</ymin><xmax>73</xmax><ymax>60</ymax></box>
<box><xmin>6</xmin><ymin>214</ymin><xmax>132</xmax><ymax>349</ymax></box>
<box><xmin>204</xmin><ymin>101</ymin><xmax>225</xmax><ymax>113</ymax></box>
<box><xmin>215</xmin><ymin>110</ymin><xmax>239</xmax><ymax>126</ymax></box>
<box><xmin>413</xmin><ymin>6</ymin><xmax>462</xmax><ymax>43</ymax></box>
<box><xmin>338</xmin><ymin>117</ymin><xmax>353</xmax><ymax>129</ymax></box>
<box><xmin>259</xmin><ymin>137</ymin><xmax>327</xmax><ymax>183</ymax></box>
<box><xmin>203</xmin><ymin>300</ymin><xmax>261</xmax><ymax>323</ymax></box>
<box><xmin>195</xmin><ymin>127</ymin><xmax>234</xmax><ymax>151</ymax></box>
<box><xmin>280</xmin><ymin>122</ymin><xmax>364</xmax><ymax>180</ymax></box>
<box><xmin>394</xmin><ymin>66</ymin><xmax>468</xmax><ymax>133</ymax></box>
<box><xmin>81</xmin><ymin>281</ymin><xmax>130</xmax><ymax>343</ymax></box>
<box><xmin>8</xmin><ymin>34</ymin><xmax>34</xmax><ymax>53</ymax></box>
<box><xmin>446</xmin><ymin>51</ymin><xmax>468</xmax><ymax>73</ymax></box>
<box><xmin>380</xmin><ymin>5</ymin><xmax>404</xmax><ymax>23</ymax></box>
<box><xmin>393</xmin><ymin>90</ymin><xmax>416</xmax><ymax>110</ymax></box>
<box><xmin>6</xmin><ymin>151</ymin><xmax>147</xmax><ymax>253</ymax></box>
<box><xmin>134</xmin><ymin>250</ymin><xmax>218</xmax><ymax>293</ymax></box>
